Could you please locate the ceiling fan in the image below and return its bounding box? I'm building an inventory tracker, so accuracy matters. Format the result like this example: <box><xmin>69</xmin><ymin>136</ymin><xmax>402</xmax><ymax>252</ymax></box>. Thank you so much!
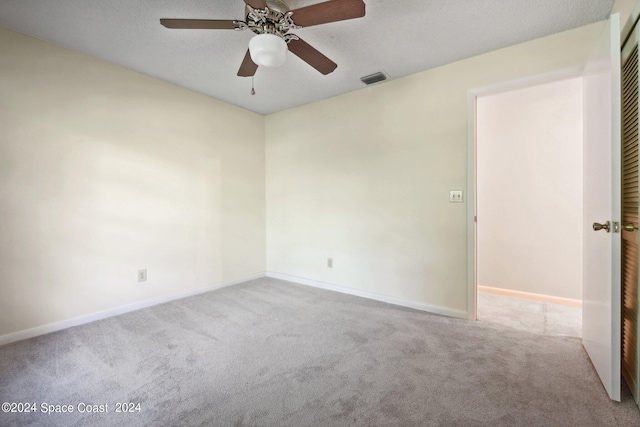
<box><xmin>160</xmin><ymin>0</ymin><xmax>366</xmax><ymax>77</ymax></box>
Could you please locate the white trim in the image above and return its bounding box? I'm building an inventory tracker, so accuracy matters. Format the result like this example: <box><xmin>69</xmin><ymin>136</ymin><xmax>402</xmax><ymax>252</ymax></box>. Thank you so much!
<box><xmin>0</xmin><ymin>272</ymin><xmax>266</xmax><ymax>346</ymax></box>
<box><xmin>468</xmin><ymin>66</ymin><xmax>585</xmax><ymax>99</ymax></box>
<box><xmin>266</xmin><ymin>271</ymin><xmax>468</xmax><ymax>319</ymax></box>
<box><xmin>466</xmin><ymin>90</ymin><xmax>477</xmax><ymax>321</ymax></box>
<box><xmin>478</xmin><ymin>285</ymin><xmax>582</xmax><ymax>307</ymax></box>
<box><xmin>466</xmin><ymin>66</ymin><xmax>585</xmax><ymax>322</ymax></box>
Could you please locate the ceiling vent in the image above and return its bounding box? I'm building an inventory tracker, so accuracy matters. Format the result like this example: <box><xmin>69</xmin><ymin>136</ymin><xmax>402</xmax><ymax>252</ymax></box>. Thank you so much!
<box><xmin>360</xmin><ymin>72</ymin><xmax>388</xmax><ymax>85</ymax></box>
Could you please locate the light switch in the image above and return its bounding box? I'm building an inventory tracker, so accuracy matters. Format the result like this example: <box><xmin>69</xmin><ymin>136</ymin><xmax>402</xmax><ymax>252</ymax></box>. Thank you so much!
<box><xmin>449</xmin><ymin>190</ymin><xmax>463</xmax><ymax>203</ymax></box>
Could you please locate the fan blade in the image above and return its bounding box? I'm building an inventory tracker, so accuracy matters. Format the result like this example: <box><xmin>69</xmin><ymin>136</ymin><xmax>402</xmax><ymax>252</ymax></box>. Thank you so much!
<box><xmin>291</xmin><ymin>0</ymin><xmax>365</xmax><ymax>28</ymax></box>
<box><xmin>244</xmin><ymin>0</ymin><xmax>267</xmax><ymax>9</ymax></box>
<box><xmin>237</xmin><ymin>49</ymin><xmax>258</xmax><ymax>77</ymax></box>
<box><xmin>160</xmin><ymin>19</ymin><xmax>241</xmax><ymax>30</ymax></box>
<box><xmin>288</xmin><ymin>38</ymin><xmax>337</xmax><ymax>75</ymax></box>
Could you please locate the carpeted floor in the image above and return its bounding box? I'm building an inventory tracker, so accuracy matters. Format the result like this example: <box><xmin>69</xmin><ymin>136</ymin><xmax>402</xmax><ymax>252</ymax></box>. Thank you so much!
<box><xmin>1</xmin><ymin>277</ymin><xmax>639</xmax><ymax>426</ymax></box>
<box><xmin>477</xmin><ymin>292</ymin><xmax>582</xmax><ymax>338</ymax></box>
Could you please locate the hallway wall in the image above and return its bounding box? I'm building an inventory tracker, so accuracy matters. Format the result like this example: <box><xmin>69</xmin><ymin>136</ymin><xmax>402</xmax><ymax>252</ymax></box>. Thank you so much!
<box><xmin>476</xmin><ymin>77</ymin><xmax>584</xmax><ymax>300</ymax></box>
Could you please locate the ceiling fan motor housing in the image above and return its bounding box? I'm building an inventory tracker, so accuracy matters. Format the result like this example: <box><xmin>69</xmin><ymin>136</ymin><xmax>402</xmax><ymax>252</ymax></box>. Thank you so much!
<box><xmin>244</xmin><ymin>0</ymin><xmax>299</xmax><ymax>43</ymax></box>
<box><xmin>264</xmin><ymin>0</ymin><xmax>290</xmax><ymax>14</ymax></box>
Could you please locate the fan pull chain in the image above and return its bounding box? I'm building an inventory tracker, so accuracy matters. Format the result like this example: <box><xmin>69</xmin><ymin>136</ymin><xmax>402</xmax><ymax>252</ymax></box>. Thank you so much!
<box><xmin>251</xmin><ymin>76</ymin><xmax>256</xmax><ymax>96</ymax></box>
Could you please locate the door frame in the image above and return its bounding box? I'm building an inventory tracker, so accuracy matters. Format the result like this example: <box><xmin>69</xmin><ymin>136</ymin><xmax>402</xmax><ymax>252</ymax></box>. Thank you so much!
<box><xmin>466</xmin><ymin>66</ymin><xmax>586</xmax><ymax>321</ymax></box>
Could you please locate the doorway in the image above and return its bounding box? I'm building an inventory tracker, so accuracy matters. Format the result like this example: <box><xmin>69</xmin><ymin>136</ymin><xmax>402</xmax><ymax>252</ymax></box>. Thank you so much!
<box><xmin>469</xmin><ymin>73</ymin><xmax>585</xmax><ymax>337</ymax></box>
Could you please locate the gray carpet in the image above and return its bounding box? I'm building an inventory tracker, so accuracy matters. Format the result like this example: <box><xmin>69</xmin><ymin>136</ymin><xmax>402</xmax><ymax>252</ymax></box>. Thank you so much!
<box><xmin>1</xmin><ymin>277</ymin><xmax>639</xmax><ymax>426</ymax></box>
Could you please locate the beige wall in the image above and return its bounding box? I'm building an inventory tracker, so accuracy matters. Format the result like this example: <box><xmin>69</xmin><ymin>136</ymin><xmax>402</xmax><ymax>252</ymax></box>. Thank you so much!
<box><xmin>613</xmin><ymin>0</ymin><xmax>636</xmax><ymax>24</ymax></box>
<box><xmin>265</xmin><ymin>22</ymin><xmax>606</xmax><ymax>315</ymax></box>
<box><xmin>0</xmin><ymin>27</ymin><xmax>266</xmax><ymax>336</ymax></box>
<box><xmin>477</xmin><ymin>77</ymin><xmax>583</xmax><ymax>300</ymax></box>
<box><xmin>1</xmin><ymin>7</ymin><xmax>625</xmax><ymax>337</ymax></box>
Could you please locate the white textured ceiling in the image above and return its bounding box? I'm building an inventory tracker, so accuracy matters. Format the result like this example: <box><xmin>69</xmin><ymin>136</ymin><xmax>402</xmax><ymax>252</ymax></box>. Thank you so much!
<box><xmin>0</xmin><ymin>0</ymin><xmax>614</xmax><ymax>114</ymax></box>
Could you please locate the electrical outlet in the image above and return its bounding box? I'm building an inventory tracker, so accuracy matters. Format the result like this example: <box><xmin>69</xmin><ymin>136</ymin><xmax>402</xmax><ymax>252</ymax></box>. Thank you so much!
<box><xmin>327</xmin><ymin>258</ymin><xmax>333</xmax><ymax>268</ymax></box>
<box><xmin>138</xmin><ymin>269</ymin><xmax>147</xmax><ymax>282</ymax></box>
<box><xmin>449</xmin><ymin>190</ymin><xmax>463</xmax><ymax>203</ymax></box>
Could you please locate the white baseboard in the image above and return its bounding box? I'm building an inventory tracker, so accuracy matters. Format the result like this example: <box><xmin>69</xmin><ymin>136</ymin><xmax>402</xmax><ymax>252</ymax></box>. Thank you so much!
<box><xmin>266</xmin><ymin>271</ymin><xmax>468</xmax><ymax>319</ymax></box>
<box><xmin>1</xmin><ymin>271</ymin><xmax>471</xmax><ymax>346</ymax></box>
<box><xmin>0</xmin><ymin>272</ymin><xmax>266</xmax><ymax>346</ymax></box>
<box><xmin>477</xmin><ymin>285</ymin><xmax>582</xmax><ymax>307</ymax></box>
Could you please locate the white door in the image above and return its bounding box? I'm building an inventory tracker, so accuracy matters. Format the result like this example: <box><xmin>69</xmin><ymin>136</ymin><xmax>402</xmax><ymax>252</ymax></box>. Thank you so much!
<box><xmin>583</xmin><ymin>13</ymin><xmax>622</xmax><ymax>402</ymax></box>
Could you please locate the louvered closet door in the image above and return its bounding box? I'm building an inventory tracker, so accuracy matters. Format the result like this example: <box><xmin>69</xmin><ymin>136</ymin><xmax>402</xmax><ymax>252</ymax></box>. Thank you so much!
<box><xmin>622</xmin><ymin>26</ymin><xmax>640</xmax><ymax>405</ymax></box>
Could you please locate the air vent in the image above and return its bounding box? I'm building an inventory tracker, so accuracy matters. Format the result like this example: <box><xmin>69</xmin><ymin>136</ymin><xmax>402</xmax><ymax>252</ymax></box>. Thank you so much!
<box><xmin>360</xmin><ymin>72</ymin><xmax>388</xmax><ymax>85</ymax></box>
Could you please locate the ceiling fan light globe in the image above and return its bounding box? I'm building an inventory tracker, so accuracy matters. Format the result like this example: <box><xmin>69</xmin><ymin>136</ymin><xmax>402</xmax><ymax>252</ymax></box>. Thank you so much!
<box><xmin>249</xmin><ymin>34</ymin><xmax>288</xmax><ymax>68</ymax></box>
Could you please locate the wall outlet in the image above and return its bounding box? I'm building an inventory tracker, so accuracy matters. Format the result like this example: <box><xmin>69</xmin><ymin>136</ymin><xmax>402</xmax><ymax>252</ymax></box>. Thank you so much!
<box><xmin>327</xmin><ymin>258</ymin><xmax>333</xmax><ymax>268</ymax></box>
<box><xmin>449</xmin><ymin>190</ymin><xmax>463</xmax><ymax>203</ymax></box>
<box><xmin>138</xmin><ymin>269</ymin><xmax>147</xmax><ymax>282</ymax></box>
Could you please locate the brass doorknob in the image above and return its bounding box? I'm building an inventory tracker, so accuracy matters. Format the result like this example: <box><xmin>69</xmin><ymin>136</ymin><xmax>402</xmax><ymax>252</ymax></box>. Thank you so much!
<box><xmin>622</xmin><ymin>223</ymin><xmax>637</xmax><ymax>232</ymax></box>
<box><xmin>593</xmin><ymin>221</ymin><xmax>610</xmax><ymax>232</ymax></box>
